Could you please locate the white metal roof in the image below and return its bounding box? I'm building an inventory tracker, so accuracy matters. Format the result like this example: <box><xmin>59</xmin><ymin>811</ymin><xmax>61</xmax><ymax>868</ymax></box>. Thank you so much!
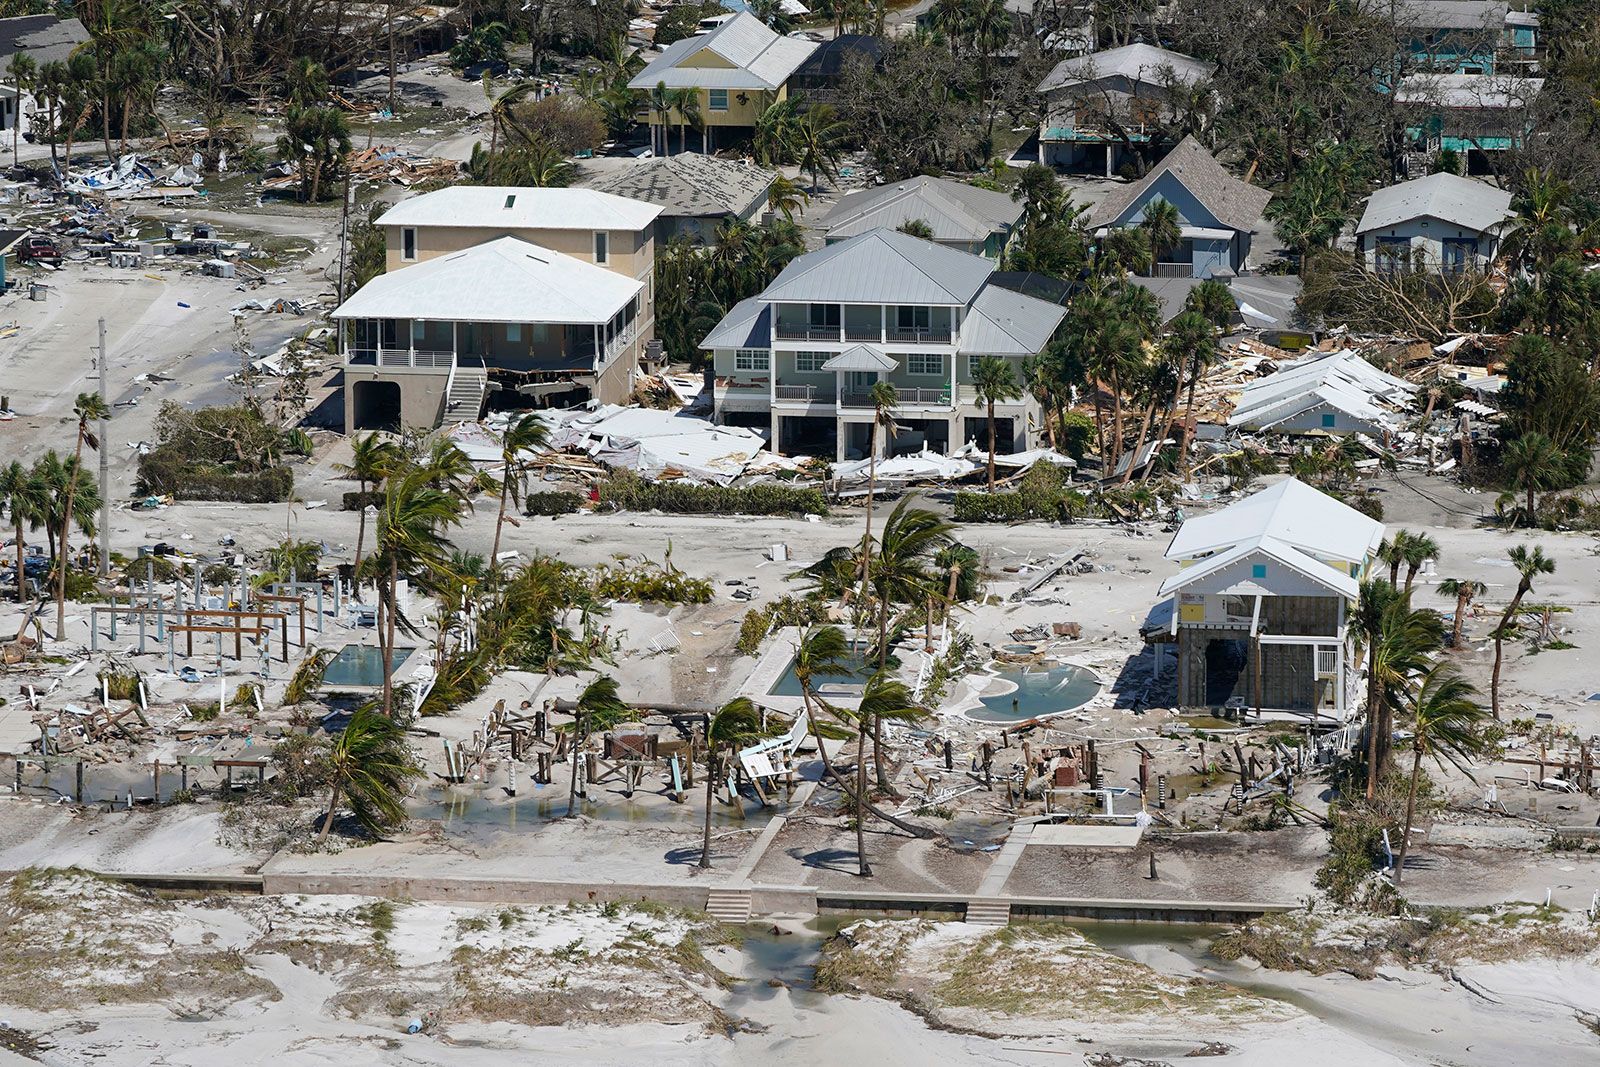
<box><xmin>1356</xmin><ymin>172</ymin><xmax>1515</xmax><ymax>234</ymax></box>
<box><xmin>958</xmin><ymin>285</ymin><xmax>1067</xmax><ymax>356</ymax></box>
<box><xmin>821</xmin><ymin>175</ymin><xmax>1022</xmax><ymax>243</ymax></box>
<box><xmin>1038</xmin><ymin>43</ymin><xmax>1213</xmax><ymax>95</ymax></box>
<box><xmin>377</xmin><ymin>185</ymin><xmax>663</xmax><ymax>232</ymax></box>
<box><xmin>332</xmin><ymin>237</ymin><xmax>642</xmax><ymax>325</ymax></box>
<box><xmin>760</xmin><ymin>229</ymin><xmax>993</xmax><ymax>306</ymax></box>
<box><xmin>1157</xmin><ymin>533</ymin><xmax>1361</xmax><ymax>600</ymax></box>
<box><xmin>1396</xmin><ymin>71</ymin><xmax>1543</xmax><ymax>108</ymax></box>
<box><xmin>822</xmin><ymin>344</ymin><xmax>897</xmax><ymax>372</ymax></box>
<box><xmin>1229</xmin><ymin>350</ymin><xmax>1416</xmax><ymax>431</ymax></box>
<box><xmin>628</xmin><ymin>12</ymin><xmax>817</xmax><ymax>91</ymax></box>
<box><xmin>1164</xmin><ymin>478</ymin><xmax>1384</xmax><ymax>565</ymax></box>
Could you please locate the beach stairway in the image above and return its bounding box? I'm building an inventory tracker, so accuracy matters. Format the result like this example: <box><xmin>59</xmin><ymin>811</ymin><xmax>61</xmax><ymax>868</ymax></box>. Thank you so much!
<box><xmin>965</xmin><ymin>899</ymin><xmax>1011</xmax><ymax>926</ymax></box>
<box><xmin>706</xmin><ymin>886</ymin><xmax>754</xmax><ymax>923</ymax></box>
<box><xmin>443</xmin><ymin>364</ymin><xmax>488</xmax><ymax>424</ymax></box>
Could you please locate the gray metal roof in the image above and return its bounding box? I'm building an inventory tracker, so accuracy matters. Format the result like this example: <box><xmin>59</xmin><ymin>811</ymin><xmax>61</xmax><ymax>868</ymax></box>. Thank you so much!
<box><xmin>823</xmin><ymin>344</ymin><xmax>897</xmax><ymax>371</ymax></box>
<box><xmin>628</xmin><ymin>12</ymin><xmax>817</xmax><ymax>92</ymax></box>
<box><xmin>1395</xmin><ymin>0</ymin><xmax>1514</xmax><ymax>30</ymax></box>
<box><xmin>1355</xmin><ymin>172</ymin><xmax>1515</xmax><ymax>234</ymax></box>
<box><xmin>1038</xmin><ymin>43</ymin><xmax>1212</xmax><ymax>95</ymax></box>
<box><xmin>584</xmin><ymin>154</ymin><xmax>775</xmax><ymax>219</ymax></box>
<box><xmin>699</xmin><ymin>295</ymin><xmax>770</xmax><ymax>349</ymax></box>
<box><xmin>821</xmin><ymin>176</ymin><xmax>1022</xmax><ymax>243</ymax></box>
<box><xmin>760</xmin><ymin>229</ymin><xmax>993</xmax><ymax>306</ymax></box>
<box><xmin>958</xmin><ymin>285</ymin><xmax>1068</xmax><ymax>356</ymax></box>
<box><xmin>1085</xmin><ymin>136</ymin><xmax>1271</xmax><ymax>234</ymax></box>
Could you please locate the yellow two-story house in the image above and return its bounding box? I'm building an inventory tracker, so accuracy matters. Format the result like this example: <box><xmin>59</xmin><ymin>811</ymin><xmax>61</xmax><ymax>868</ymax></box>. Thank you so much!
<box><xmin>628</xmin><ymin>12</ymin><xmax>817</xmax><ymax>154</ymax></box>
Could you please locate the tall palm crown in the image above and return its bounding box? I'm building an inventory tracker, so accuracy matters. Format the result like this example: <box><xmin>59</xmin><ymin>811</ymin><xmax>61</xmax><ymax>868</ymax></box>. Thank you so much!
<box><xmin>1354</xmin><ymin>579</ymin><xmax>1444</xmax><ymax>796</ymax></box>
<box><xmin>491</xmin><ymin>413</ymin><xmax>552</xmax><ymax>571</ymax></box>
<box><xmin>1140</xmin><ymin>198</ymin><xmax>1182</xmax><ymax>266</ymax></box>
<box><xmin>1490</xmin><ymin>544</ymin><xmax>1555</xmax><ymax>718</ymax></box>
<box><xmin>699</xmin><ymin>696</ymin><xmax>768</xmax><ymax>868</ymax></box>
<box><xmin>971</xmin><ymin>356</ymin><xmax>1021</xmax><ymax>488</ymax></box>
<box><xmin>1393</xmin><ymin>666</ymin><xmax>1486</xmax><ymax>885</ymax></box>
<box><xmin>318</xmin><ymin>704</ymin><xmax>421</xmax><ymax>844</ymax></box>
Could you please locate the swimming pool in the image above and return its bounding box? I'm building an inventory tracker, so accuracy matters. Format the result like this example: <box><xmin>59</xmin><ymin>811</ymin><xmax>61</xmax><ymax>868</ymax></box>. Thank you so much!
<box><xmin>967</xmin><ymin>662</ymin><xmax>1100</xmax><ymax>723</ymax></box>
<box><xmin>766</xmin><ymin>650</ymin><xmax>876</xmax><ymax>697</ymax></box>
<box><xmin>321</xmin><ymin>644</ymin><xmax>414</xmax><ymax>690</ymax></box>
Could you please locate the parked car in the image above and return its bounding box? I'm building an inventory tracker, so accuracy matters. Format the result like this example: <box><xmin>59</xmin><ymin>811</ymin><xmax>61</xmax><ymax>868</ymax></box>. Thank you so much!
<box><xmin>16</xmin><ymin>234</ymin><xmax>60</xmax><ymax>262</ymax></box>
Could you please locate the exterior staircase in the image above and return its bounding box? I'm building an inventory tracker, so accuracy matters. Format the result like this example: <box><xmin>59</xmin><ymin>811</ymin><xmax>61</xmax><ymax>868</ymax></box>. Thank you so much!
<box><xmin>964</xmin><ymin>899</ymin><xmax>1011</xmax><ymax>927</ymax></box>
<box><xmin>705</xmin><ymin>886</ymin><xmax>754</xmax><ymax>923</ymax></box>
<box><xmin>442</xmin><ymin>363</ymin><xmax>488</xmax><ymax>424</ymax></box>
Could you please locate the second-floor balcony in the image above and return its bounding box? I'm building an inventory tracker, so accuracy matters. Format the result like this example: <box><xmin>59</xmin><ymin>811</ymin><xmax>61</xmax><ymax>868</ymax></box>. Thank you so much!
<box><xmin>775</xmin><ymin>323</ymin><xmax>845</xmax><ymax>342</ymax></box>
<box><xmin>841</xmin><ymin>387</ymin><xmax>950</xmax><ymax>408</ymax></box>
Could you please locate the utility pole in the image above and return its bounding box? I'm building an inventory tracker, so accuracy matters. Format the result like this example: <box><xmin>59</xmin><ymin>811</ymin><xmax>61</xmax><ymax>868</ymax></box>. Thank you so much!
<box><xmin>97</xmin><ymin>318</ymin><xmax>109</xmax><ymax>578</ymax></box>
<box><xmin>337</xmin><ymin>163</ymin><xmax>353</xmax><ymax>301</ymax></box>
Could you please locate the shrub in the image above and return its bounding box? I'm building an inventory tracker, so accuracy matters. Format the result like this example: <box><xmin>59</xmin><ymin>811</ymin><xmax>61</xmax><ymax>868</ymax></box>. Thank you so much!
<box><xmin>524</xmin><ymin>491</ymin><xmax>584</xmax><ymax>516</ymax></box>
<box><xmin>136</xmin><ymin>402</ymin><xmax>295</xmax><ymax>503</ymax></box>
<box><xmin>952</xmin><ymin>491</ymin><xmax>1031</xmax><ymax>523</ymax></box>
<box><xmin>598</xmin><ymin>471</ymin><xmax>826</xmax><ymax>516</ymax></box>
<box><xmin>733</xmin><ymin>595</ymin><xmax>829</xmax><ymax>655</ymax></box>
<box><xmin>586</xmin><ymin>560</ymin><xmax>713</xmax><ymax>604</ymax></box>
<box><xmin>342</xmin><ymin>490</ymin><xmax>383</xmax><ymax>512</ymax></box>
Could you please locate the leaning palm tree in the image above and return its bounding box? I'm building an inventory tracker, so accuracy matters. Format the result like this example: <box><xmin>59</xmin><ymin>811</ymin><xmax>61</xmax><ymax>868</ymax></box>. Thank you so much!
<box><xmin>1490</xmin><ymin>544</ymin><xmax>1554</xmax><ymax>719</ymax></box>
<box><xmin>1436</xmin><ymin>577</ymin><xmax>1486</xmax><ymax>651</ymax></box>
<box><xmin>565</xmin><ymin>673</ymin><xmax>631</xmax><ymax>817</ymax></box>
<box><xmin>1353</xmin><ymin>579</ymin><xmax>1444</xmax><ymax>799</ymax></box>
<box><xmin>366</xmin><ymin>468</ymin><xmax>464</xmax><ymax>717</ymax></box>
<box><xmin>791</xmin><ymin>624</ymin><xmax>851</xmax><ymax>777</ymax></box>
<box><xmin>1400</xmin><ymin>532</ymin><xmax>1439</xmax><ymax>591</ymax></box>
<box><xmin>846</xmin><ymin>671</ymin><xmax>930</xmax><ymax>877</ymax></box>
<box><xmin>1379</xmin><ymin>531</ymin><xmax>1412</xmax><ymax>587</ymax></box>
<box><xmin>1393</xmin><ymin>666</ymin><xmax>1486</xmax><ymax>886</ymax></box>
<box><xmin>1160</xmin><ymin>309</ymin><xmax>1218</xmax><ymax>482</ymax></box>
<box><xmin>699</xmin><ymin>696</ymin><xmax>767</xmax><ymax>868</ymax></box>
<box><xmin>490</xmin><ymin>413</ymin><xmax>550</xmax><ymax>573</ymax></box>
<box><xmin>0</xmin><ymin>460</ymin><xmax>45</xmax><ymax>605</ymax></box>
<box><xmin>317</xmin><ymin>704</ymin><xmax>422</xmax><ymax>845</ymax></box>
<box><xmin>971</xmin><ymin>356</ymin><xmax>1022</xmax><ymax>488</ymax></box>
<box><xmin>55</xmin><ymin>392</ymin><xmax>110</xmax><ymax>634</ymax></box>
<box><xmin>336</xmin><ymin>432</ymin><xmax>400</xmax><ymax>598</ymax></box>
<box><xmin>856</xmin><ymin>380</ymin><xmax>899</xmax><ymax>602</ymax></box>
<box><xmin>482</xmin><ymin>74</ymin><xmax>540</xmax><ymax>178</ymax></box>
<box><xmin>766</xmin><ymin>174</ymin><xmax>808</xmax><ymax>222</ymax></box>
<box><xmin>794</xmin><ymin>103</ymin><xmax>846</xmax><ymax>192</ymax></box>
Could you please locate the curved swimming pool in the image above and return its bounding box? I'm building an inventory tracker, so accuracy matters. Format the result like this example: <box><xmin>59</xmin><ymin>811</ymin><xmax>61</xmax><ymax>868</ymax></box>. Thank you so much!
<box><xmin>965</xmin><ymin>661</ymin><xmax>1101</xmax><ymax>723</ymax></box>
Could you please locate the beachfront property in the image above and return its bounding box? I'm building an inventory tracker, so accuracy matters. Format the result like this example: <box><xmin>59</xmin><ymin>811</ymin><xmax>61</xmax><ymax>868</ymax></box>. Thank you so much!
<box><xmin>627</xmin><ymin>12</ymin><xmax>817</xmax><ymax>154</ymax></box>
<box><xmin>1354</xmin><ymin>171</ymin><xmax>1516</xmax><ymax>273</ymax></box>
<box><xmin>701</xmin><ymin>229</ymin><xmax>1067</xmax><ymax>460</ymax></box>
<box><xmin>1082</xmin><ymin>136</ymin><xmax>1271</xmax><ymax>280</ymax></box>
<box><xmin>584</xmin><ymin>153</ymin><xmax>776</xmax><ymax>245</ymax></box>
<box><xmin>1151</xmin><ymin>479</ymin><xmax>1383</xmax><ymax>719</ymax></box>
<box><xmin>818</xmin><ymin>175</ymin><xmax>1024</xmax><ymax>259</ymax></box>
<box><xmin>1397</xmin><ymin>0</ymin><xmax>1542</xmax><ymax>73</ymax></box>
<box><xmin>1227</xmin><ymin>349</ymin><xmax>1419</xmax><ymax>437</ymax></box>
<box><xmin>1036</xmin><ymin>43</ymin><xmax>1213</xmax><ymax>175</ymax></box>
<box><xmin>336</xmin><ymin>186</ymin><xmax>663</xmax><ymax>431</ymax></box>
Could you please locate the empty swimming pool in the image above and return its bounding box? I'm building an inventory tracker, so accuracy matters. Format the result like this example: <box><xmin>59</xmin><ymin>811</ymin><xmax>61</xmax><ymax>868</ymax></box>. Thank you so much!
<box><xmin>967</xmin><ymin>662</ymin><xmax>1100</xmax><ymax>723</ymax></box>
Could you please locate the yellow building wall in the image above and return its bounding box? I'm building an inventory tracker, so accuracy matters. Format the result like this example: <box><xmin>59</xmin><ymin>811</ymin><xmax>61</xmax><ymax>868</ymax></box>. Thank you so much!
<box><xmin>383</xmin><ymin>224</ymin><xmax>654</xmax><ymax>278</ymax></box>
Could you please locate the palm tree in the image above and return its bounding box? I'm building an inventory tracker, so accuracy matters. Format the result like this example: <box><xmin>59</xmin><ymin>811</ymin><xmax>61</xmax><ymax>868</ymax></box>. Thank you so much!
<box><xmin>1490</xmin><ymin>544</ymin><xmax>1554</xmax><ymax>719</ymax></box>
<box><xmin>336</xmin><ymin>433</ymin><xmax>400</xmax><ymax>599</ymax></box>
<box><xmin>847</xmin><ymin>671</ymin><xmax>930</xmax><ymax>877</ymax></box>
<box><xmin>664</xmin><ymin>86</ymin><xmax>701</xmax><ymax>154</ymax></box>
<box><xmin>367</xmin><ymin>468</ymin><xmax>464</xmax><ymax>716</ymax></box>
<box><xmin>482</xmin><ymin>75</ymin><xmax>543</xmax><ymax>180</ymax></box>
<box><xmin>699</xmin><ymin>697</ymin><xmax>767</xmax><ymax>868</ymax></box>
<box><xmin>1184</xmin><ymin>278</ymin><xmax>1237</xmax><ymax>328</ymax></box>
<box><xmin>1379</xmin><ymin>531</ymin><xmax>1411</xmax><ymax>587</ymax></box>
<box><xmin>1153</xmin><ymin>310</ymin><xmax>1216</xmax><ymax>482</ymax></box>
<box><xmin>794</xmin><ymin>103</ymin><xmax>846</xmax><ymax>192</ymax></box>
<box><xmin>0</xmin><ymin>461</ymin><xmax>44</xmax><ymax>605</ymax></box>
<box><xmin>897</xmin><ymin>218</ymin><xmax>935</xmax><ymax>239</ymax></box>
<box><xmin>491</xmin><ymin>413</ymin><xmax>550</xmax><ymax>573</ymax></box>
<box><xmin>1500</xmin><ymin>432</ymin><xmax>1561</xmax><ymax>526</ymax></box>
<box><xmin>971</xmin><ymin>356</ymin><xmax>1022</xmax><ymax>488</ymax></box>
<box><xmin>565</xmin><ymin>673</ymin><xmax>630</xmax><ymax>817</ymax></box>
<box><xmin>766</xmin><ymin>174</ymin><xmax>807</xmax><ymax>222</ymax></box>
<box><xmin>9</xmin><ymin>53</ymin><xmax>34</xmax><ymax>169</ymax></box>
<box><xmin>1393</xmin><ymin>666</ymin><xmax>1486</xmax><ymax>886</ymax></box>
<box><xmin>1400</xmin><ymin>532</ymin><xmax>1438</xmax><ymax>591</ymax></box>
<box><xmin>55</xmin><ymin>392</ymin><xmax>109</xmax><ymax>634</ymax></box>
<box><xmin>648</xmin><ymin>81</ymin><xmax>672</xmax><ymax>156</ymax></box>
<box><xmin>791</xmin><ymin>624</ymin><xmax>851</xmax><ymax>778</ymax></box>
<box><xmin>317</xmin><ymin>704</ymin><xmax>421</xmax><ymax>845</ymax></box>
<box><xmin>1139</xmin><ymin>198</ymin><xmax>1182</xmax><ymax>272</ymax></box>
<box><xmin>857</xmin><ymin>380</ymin><xmax>899</xmax><ymax>602</ymax></box>
<box><xmin>1436</xmin><ymin>577</ymin><xmax>1486</xmax><ymax>651</ymax></box>
<box><xmin>1354</xmin><ymin>579</ymin><xmax>1444</xmax><ymax>799</ymax></box>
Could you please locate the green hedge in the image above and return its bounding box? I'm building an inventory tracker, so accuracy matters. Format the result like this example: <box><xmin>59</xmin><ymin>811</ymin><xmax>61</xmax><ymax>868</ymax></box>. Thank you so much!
<box><xmin>524</xmin><ymin>491</ymin><xmax>584</xmax><ymax>516</ymax></box>
<box><xmin>137</xmin><ymin>452</ymin><xmax>293</xmax><ymax>503</ymax></box>
<box><xmin>342</xmin><ymin>490</ymin><xmax>383</xmax><ymax>512</ymax></box>
<box><xmin>598</xmin><ymin>471</ymin><xmax>826</xmax><ymax>516</ymax></box>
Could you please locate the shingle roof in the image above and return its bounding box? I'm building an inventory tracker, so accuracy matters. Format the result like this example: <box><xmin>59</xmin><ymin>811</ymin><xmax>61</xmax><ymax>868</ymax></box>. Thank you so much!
<box><xmin>699</xmin><ymin>295</ymin><xmax>769</xmax><ymax>348</ymax></box>
<box><xmin>821</xmin><ymin>176</ymin><xmax>1022</xmax><ymax>243</ymax></box>
<box><xmin>1356</xmin><ymin>172</ymin><xmax>1515</xmax><ymax>234</ymax></box>
<box><xmin>377</xmin><ymin>186</ymin><xmax>662</xmax><ymax>231</ymax></box>
<box><xmin>1038</xmin><ymin>43</ymin><xmax>1213</xmax><ymax>95</ymax></box>
<box><xmin>584</xmin><ymin>154</ymin><xmax>775</xmax><ymax>219</ymax></box>
<box><xmin>1084</xmin><ymin>136</ymin><xmax>1271</xmax><ymax>234</ymax></box>
<box><xmin>333</xmin><ymin>237</ymin><xmax>641</xmax><ymax>325</ymax></box>
<box><xmin>958</xmin><ymin>286</ymin><xmax>1068</xmax><ymax>356</ymax></box>
<box><xmin>759</xmin><ymin>229</ymin><xmax>994</xmax><ymax>305</ymax></box>
<box><xmin>1164</xmin><ymin>477</ymin><xmax>1384</xmax><ymax>564</ymax></box>
<box><xmin>1395</xmin><ymin>0</ymin><xmax>1512</xmax><ymax>31</ymax></box>
<box><xmin>628</xmin><ymin>11</ymin><xmax>817</xmax><ymax>92</ymax></box>
<box><xmin>0</xmin><ymin>14</ymin><xmax>88</xmax><ymax>71</ymax></box>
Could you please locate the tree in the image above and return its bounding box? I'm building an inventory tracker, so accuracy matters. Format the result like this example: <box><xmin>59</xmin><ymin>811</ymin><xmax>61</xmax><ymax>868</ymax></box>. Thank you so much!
<box><xmin>699</xmin><ymin>697</ymin><xmax>766</xmax><ymax>868</ymax></box>
<box><xmin>565</xmin><ymin>673</ymin><xmax>630</xmax><ymax>817</ymax></box>
<box><xmin>847</xmin><ymin>671</ymin><xmax>929</xmax><ymax>877</ymax></box>
<box><xmin>897</xmin><ymin>218</ymin><xmax>935</xmax><ymax>239</ymax></box>
<box><xmin>1393</xmin><ymin>666</ymin><xmax>1486</xmax><ymax>886</ymax></box>
<box><xmin>766</xmin><ymin>174</ymin><xmax>807</xmax><ymax>222</ymax></box>
<box><xmin>0</xmin><ymin>460</ymin><xmax>44</xmax><ymax>605</ymax></box>
<box><xmin>1499</xmin><ymin>431</ymin><xmax>1562</xmax><ymax>524</ymax></box>
<box><xmin>1400</xmin><ymin>532</ymin><xmax>1438</xmax><ymax>591</ymax></box>
<box><xmin>791</xmin><ymin>624</ymin><xmax>851</xmax><ymax>778</ymax></box>
<box><xmin>794</xmin><ymin>102</ymin><xmax>846</xmax><ymax>192</ymax></box>
<box><xmin>1379</xmin><ymin>531</ymin><xmax>1410</xmax><ymax>587</ymax></box>
<box><xmin>277</xmin><ymin>91</ymin><xmax>351</xmax><ymax>202</ymax></box>
<box><xmin>1163</xmin><ymin>310</ymin><xmax>1219</xmax><ymax>480</ymax></box>
<box><xmin>8</xmin><ymin>52</ymin><xmax>33</xmax><ymax>169</ymax></box>
<box><xmin>1354</xmin><ymin>579</ymin><xmax>1444</xmax><ymax>799</ymax></box>
<box><xmin>856</xmin><ymin>380</ymin><xmax>899</xmax><ymax>606</ymax></box>
<box><xmin>317</xmin><ymin>705</ymin><xmax>422</xmax><ymax>845</ymax></box>
<box><xmin>490</xmin><ymin>413</ymin><xmax>550</xmax><ymax>573</ymax></box>
<box><xmin>836</xmin><ymin>38</ymin><xmax>982</xmax><ymax>179</ymax></box>
<box><xmin>1139</xmin><ymin>197</ymin><xmax>1181</xmax><ymax>270</ymax></box>
<box><xmin>664</xmin><ymin>85</ymin><xmax>701</xmax><ymax>154</ymax></box>
<box><xmin>1490</xmin><ymin>544</ymin><xmax>1554</xmax><ymax>719</ymax></box>
<box><xmin>336</xmin><ymin>433</ymin><xmax>400</xmax><ymax>598</ymax></box>
<box><xmin>482</xmin><ymin>74</ymin><xmax>541</xmax><ymax>178</ymax></box>
<box><xmin>971</xmin><ymin>356</ymin><xmax>1021</xmax><ymax>487</ymax></box>
<box><xmin>1435</xmin><ymin>577</ymin><xmax>1485</xmax><ymax>651</ymax></box>
<box><xmin>55</xmin><ymin>392</ymin><xmax>109</xmax><ymax>635</ymax></box>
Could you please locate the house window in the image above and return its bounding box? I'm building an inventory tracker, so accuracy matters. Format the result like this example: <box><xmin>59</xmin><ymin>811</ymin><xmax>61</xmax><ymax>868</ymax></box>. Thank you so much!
<box><xmin>1321</xmin><ymin>413</ymin><xmax>1336</xmax><ymax>428</ymax></box>
<box><xmin>593</xmin><ymin>231</ymin><xmax>609</xmax><ymax>265</ymax></box>
<box><xmin>1442</xmin><ymin>237</ymin><xmax>1478</xmax><ymax>273</ymax></box>
<box><xmin>1251</xmin><ymin>564</ymin><xmax>1268</xmax><ymax>579</ymax></box>
<box><xmin>401</xmin><ymin>227</ymin><xmax>417</xmax><ymax>262</ymax></box>
<box><xmin>1316</xmin><ymin>647</ymin><xmax>1338</xmax><ymax>675</ymax></box>
<box><xmin>709</xmin><ymin>89</ymin><xmax>728</xmax><ymax>111</ymax></box>
<box><xmin>795</xmin><ymin>351</ymin><xmax>829</xmax><ymax>372</ymax></box>
<box><xmin>507</xmin><ymin>323</ymin><xmax>522</xmax><ymax>343</ymax></box>
<box><xmin>897</xmin><ymin>306</ymin><xmax>931</xmax><ymax>331</ymax></box>
<box><xmin>735</xmin><ymin>348</ymin><xmax>769</xmax><ymax>371</ymax></box>
<box><xmin>1374</xmin><ymin>236</ymin><xmax>1407</xmax><ymax>274</ymax></box>
<box><xmin>906</xmin><ymin>352</ymin><xmax>943</xmax><ymax>376</ymax></box>
<box><xmin>411</xmin><ymin>320</ymin><xmax>425</xmax><ymax>342</ymax></box>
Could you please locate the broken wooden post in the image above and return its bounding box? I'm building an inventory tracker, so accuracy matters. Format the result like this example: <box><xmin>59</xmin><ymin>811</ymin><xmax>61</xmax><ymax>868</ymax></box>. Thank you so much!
<box><xmin>943</xmin><ymin>739</ymin><xmax>953</xmax><ymax>771</ymax></box>
<box><xmin>1148</xmin><ymin>853</ymin><xmax>1157</xmax><ymax>881</ymax></box>
<box><xmin>152</xmin><ymin>761</ymin><xmax>160</xmax><ymax>801</ymax></box>
<box><xmin>76</xmin><ymin>760</ymin><xmax>84</xmax><ymax>803</ymax></box>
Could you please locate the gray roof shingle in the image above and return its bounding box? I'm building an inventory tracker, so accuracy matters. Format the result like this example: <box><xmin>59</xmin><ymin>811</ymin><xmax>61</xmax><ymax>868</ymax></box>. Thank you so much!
<box><xmin>1084</xmin><ymin>136</ymin><xmax>1271</xmax><ymax>234</ymax></box>
<box><xmin>584</xmin><ymin>154</ymin><xmax>775</xmax><ymax>219</ymax></box>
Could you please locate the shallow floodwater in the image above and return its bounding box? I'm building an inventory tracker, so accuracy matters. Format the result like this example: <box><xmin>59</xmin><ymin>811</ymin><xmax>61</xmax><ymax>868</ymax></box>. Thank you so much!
<box><xmin>409</xmin><ymin>781</ymin><xmax>790</xmax><ymax>834</ymax></box>
<box><xmin>968</xmin><ymin>662</ymin><xmax>1100</xmax><ymax>723</ymax></box>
